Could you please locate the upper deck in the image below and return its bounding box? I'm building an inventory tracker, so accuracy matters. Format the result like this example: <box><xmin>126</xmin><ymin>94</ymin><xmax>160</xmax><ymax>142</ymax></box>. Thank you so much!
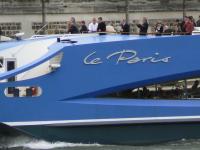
<box><xmin>0</xmin><ymin>34</ymin><xmax>179</xmax><ymax>52</ymax></box>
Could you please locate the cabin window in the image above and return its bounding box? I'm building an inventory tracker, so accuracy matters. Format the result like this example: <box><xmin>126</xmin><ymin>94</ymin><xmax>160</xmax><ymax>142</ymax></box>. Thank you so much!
<box><xmin>5</xmin><ymin>86</ymin><xmax>42</xmax><ymax>98</ymax></box>
<box><xmin>0</xmin><ymin>58</ymin><xmax>3</xmax><ymax>68</ymax></box>
<box><xmin>6</xmin><ymin>59</ymin><xmax>16</xmax><ymax>82</ymax></box>
<box><xmin>99</xmin><ymin>77</ymin><xmax>200</xmax><ymax>100</ymax></box>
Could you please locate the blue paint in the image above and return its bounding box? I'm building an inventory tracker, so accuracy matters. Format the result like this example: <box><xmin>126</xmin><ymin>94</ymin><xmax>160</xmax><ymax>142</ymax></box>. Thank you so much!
<box><xmin>0</xmin><ymin>34</ymin><xmax>200</xmax><ymax>124</ymax></box>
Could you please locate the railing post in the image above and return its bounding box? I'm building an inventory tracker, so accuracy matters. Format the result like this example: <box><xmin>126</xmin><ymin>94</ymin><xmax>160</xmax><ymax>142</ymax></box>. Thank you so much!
<box><xmin>125</xmin><ymin>0</ymin><xmax>130</xmax><ymax>24</ymax></box>
<box><xmin>183</xmin><ymin>0</ymin><xmax>186</xmax><ymax>19</ymax></box>
<box><xmin>41</xmin><ymin>0</ymin><xmax>46</xmax><ymax>34</ymax></box>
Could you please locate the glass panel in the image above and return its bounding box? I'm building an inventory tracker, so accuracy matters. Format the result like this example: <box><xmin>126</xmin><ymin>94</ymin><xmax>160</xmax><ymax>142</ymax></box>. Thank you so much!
<box><xmin>100</xmin><ymin>77</ymin><xmax>200</xmax><ymax>100</ymax></box>
<box><xmin>188</xmin><ymin>78</ymin><xmax>200</xmax><ymax>99</ymax></box>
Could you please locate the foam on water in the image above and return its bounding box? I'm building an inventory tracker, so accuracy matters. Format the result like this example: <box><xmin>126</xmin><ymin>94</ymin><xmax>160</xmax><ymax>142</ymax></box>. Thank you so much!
<box><xmin>8</xmin><ymin>140</ymin><xmax>101</xmax><ymax>149</ymax></box>
<box><xmin>0</xmin><ymin>136</ymin><xmax>101</xmax><ymax>150</ymax></box>
<box><xmin>2</xmin><ymin>136</ymin><xmax>200</xmax><ymax>150</ymax></box>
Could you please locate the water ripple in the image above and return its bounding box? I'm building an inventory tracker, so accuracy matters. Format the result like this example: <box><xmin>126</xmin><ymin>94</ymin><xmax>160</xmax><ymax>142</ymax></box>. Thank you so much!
<box><xmin>2</xmin><ymin>136</ymin><xmax>200</xmax><ymax>150</ymax></box>
<box><xmin>0</xmin><ymin>136</ymin><xmax>101</xmax><ymax>150</ymax></box>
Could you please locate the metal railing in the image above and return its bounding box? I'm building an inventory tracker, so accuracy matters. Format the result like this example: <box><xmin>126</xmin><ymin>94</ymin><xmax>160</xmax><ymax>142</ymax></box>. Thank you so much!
<box><xmin>34</xmin><ymin>23</ymin><xmax>48</xmax><ymax>35</ymax></box>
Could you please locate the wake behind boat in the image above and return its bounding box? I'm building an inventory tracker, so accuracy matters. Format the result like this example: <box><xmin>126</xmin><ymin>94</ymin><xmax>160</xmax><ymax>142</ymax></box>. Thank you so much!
<box><xmin>1</xmin><ymin>34</ymin><xmax>200</xmax><ymax>145</ymax></box>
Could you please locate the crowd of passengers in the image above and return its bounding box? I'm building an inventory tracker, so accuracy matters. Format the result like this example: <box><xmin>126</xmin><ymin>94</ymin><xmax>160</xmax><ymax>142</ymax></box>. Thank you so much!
<box><xmin>104</xmin><ymin>80</ymin><xmax>200</xmax><ymax>99</ymax></box>
<box><xmin>62</xmin><ymin>15</ymin><xmax>200</xmax><ymax>35</ymax></box>
<box><xmin>0</xmin><ymin>15</ymin><xmax>199</xmax><ymax>36</ymax></box>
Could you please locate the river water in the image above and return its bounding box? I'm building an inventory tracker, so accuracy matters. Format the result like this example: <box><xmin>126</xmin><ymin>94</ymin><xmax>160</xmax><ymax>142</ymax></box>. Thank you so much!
<box><xmin>1</xmin><ymin>136</ymin><xmax>200</xmax><ymax>150</ymax></box>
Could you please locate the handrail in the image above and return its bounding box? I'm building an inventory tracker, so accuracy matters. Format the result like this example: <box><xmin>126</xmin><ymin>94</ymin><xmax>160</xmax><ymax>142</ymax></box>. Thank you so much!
<box><xmin>31</xmin><ymin>24</ymin><xmax>197</xmax><ymax>38</ymax></box>
<box><xmin>33</xmin><ymin>31</ymin><xmax>195</xmax><ymax>36</ymax></box>
<box><xmin>95</xmin><ymin>31</ymin><xmax>195</xmax><ymax>35</ymax></box>
<box><xmin>34</xmin><ymin>23</ymin><xmax>48</xmax><ymax>35</ymax></box>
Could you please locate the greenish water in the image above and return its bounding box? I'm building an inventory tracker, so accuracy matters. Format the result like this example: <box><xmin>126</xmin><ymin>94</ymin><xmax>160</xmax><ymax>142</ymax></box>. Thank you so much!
<box><xmin>1</xmin><ymin>136</ymin><xmax>200</xmax><ymax>150</ymax></box>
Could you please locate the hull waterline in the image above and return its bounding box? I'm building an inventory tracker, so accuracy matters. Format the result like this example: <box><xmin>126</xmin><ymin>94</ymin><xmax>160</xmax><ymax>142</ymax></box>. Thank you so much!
<box><xmin>15</xmin><ymin>121</ymin><xmax>200</xmax><ymax>145</ymax></box>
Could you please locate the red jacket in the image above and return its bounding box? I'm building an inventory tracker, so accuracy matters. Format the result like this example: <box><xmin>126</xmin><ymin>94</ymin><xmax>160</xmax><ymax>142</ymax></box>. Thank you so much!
<box><xmin>184</xmin><ymin>21</ymin><xmax>194</xmax><ymax>34</ymax></box>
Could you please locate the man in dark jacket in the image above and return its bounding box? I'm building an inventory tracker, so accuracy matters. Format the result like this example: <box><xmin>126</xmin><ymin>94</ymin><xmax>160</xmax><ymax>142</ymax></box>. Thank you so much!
<box><xmin>137</xmin><ymin>17</ymin><xmax>149</xmax><ymax>35</ymax></box>
<box><xmin>97</xmin><ymin>17</ymin><xmax>106</xmax><ymax>35</ymax></box>
<box><xmin>121</xmin><ymin>19</ymin><xmax>130</xmax><ymax>35</ymax></box>
<box><xmin>155</xmin><ymin>21</ymin><xmax>164</xmax><ymax>36</ymax></box>
<box><xmin>67</xmin><ymin>17</ymin><xmax>79</xmax><ymax>34</ymax></box>
<box><xmin>80</xmin><ymin>20</ymin><xmax>88</xmax><ymax>33</ymax></box>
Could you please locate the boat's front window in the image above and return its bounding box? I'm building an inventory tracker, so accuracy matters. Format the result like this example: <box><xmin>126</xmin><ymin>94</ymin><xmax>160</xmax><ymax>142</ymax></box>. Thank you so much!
<box><xmin>100</xmin><ymin>77</ymin><xmax>200</xmax><ymax>100</ymax></box>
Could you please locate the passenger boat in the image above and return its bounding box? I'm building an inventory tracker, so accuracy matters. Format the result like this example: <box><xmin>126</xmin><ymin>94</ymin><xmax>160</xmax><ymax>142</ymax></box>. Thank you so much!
<box><xmin>1</xmin><ymin>33</ymin><xmax>200</xmax><ymax>145</ymax></box>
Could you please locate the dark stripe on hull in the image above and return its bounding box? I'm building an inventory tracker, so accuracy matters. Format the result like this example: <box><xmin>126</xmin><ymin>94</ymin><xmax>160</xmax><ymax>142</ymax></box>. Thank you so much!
<box><xmin>0</xmin><ymin>123</ymin><xmax>32</xmax><ymax>147</ymax></box>
<box><xmin>16</xmin><ymin>122</ymin><xmax>200</xmax><ymax>145</ymax></box>
<box><xmin>0</xmin><ymin>123</ymin><xmax>23</xmax><ymax>137</ymax></box>
<box><xmin>0</xmin><ymin>123</ymin><xmax>34</xmax><ymax>138</ymax></box>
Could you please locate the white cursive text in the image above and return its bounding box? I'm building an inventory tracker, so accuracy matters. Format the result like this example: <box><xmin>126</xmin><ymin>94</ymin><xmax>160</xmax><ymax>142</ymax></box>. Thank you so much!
<box><xmin>84</xmin><ymin>50</ymin><xmax>171</xmax><ymax>65</ymax></box>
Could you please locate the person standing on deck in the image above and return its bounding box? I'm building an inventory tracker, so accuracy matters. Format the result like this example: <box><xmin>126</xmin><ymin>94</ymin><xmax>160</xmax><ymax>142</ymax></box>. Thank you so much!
<box><xmin>137</xmin><ymin>17</ymin><xmax>149</xmax><ymax>35</ymax></box>
<box><xmin>97</xmin><ymin>17</ymin><xmax>106</xmax><ymax>35</ymax></box>
<box><xmin>121</xmin><ymin>19</ymin><xmax>130</xmax><ymax>35</ymax></box>
<box><xmin>80</xmin><ymin>21</ymin><xmax>88</xmax><ymax>33</ymax></box>
<box><xmin>155</xmin><ymin>21</ymin><xmax>164</xmax><ymax>36</ymax></box>
<box><xmin>88</xmin><ymin>18</ymin><xmax>98</xmax><ymax>33</ymax></box>
<box><xmin>184</xmin><ymin>16</ymin><xmax>194</xmax><ymax>35</ymax></box>
<box><xmin>67</xmin><ymin>17</ymin><xmax>79</xmax><ymax>34</ymax></box>
<box><xmin>196</xmin><ymin>16</ymin><xmax>200</xmax><ymax>27</ymax></box>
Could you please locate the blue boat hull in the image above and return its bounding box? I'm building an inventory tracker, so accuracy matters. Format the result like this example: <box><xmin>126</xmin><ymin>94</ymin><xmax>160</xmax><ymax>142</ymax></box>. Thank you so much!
<box><xmin>2</xmin><ymin>98</ymin><xmax>200</xmax><ymax>145</ymax></box>
<box><xmin>1</xmin><ymin>35</ymin><xmax>200</xmax><ymax>145</ymax></box>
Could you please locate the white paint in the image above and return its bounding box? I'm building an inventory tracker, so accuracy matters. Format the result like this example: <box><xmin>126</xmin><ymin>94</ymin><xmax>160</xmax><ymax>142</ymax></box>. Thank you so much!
<box><xmin>4</xmin><ymin>115</ymin><xmax>200</xmax><ymax>127</ymax></box>
<box><xmin>84</xmin><ymin>51</ymin><xmax>102</xmax><ymax>65</ymax></box>
<box><xmin>0</xmin><ymin>38</ymin><xmax>57</xmax><ymax>82</ymax></box>
<box><xmin>16</xmin><ymin>39</ymin><xmax>56</xmax><ymax>81</ymax></box>
<box><xmin>0</xmin><ymin>36</ymin><xmax>12</xmax><ymax>42</ymax></box>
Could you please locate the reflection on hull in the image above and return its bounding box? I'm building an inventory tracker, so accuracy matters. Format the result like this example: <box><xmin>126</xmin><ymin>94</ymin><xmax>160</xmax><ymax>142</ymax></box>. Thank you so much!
<box><xmin>16</xmin><ymin>122</ymin><xmax>200</xmax><ymax>145</ymax></box>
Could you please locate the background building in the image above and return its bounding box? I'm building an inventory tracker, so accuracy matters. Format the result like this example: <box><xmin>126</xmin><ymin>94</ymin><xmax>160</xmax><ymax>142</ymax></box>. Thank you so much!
<box><xmin>0</xmin><ymin>0</ymin><xmax>199</xmax><ymax>37</ymax></box>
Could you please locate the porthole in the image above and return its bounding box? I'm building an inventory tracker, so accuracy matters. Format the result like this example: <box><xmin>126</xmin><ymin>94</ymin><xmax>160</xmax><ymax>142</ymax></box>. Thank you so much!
<box><xmin>5</xmin><ymin>86</ymin><xmax>42</xmax><ymax>98</ymax></box>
